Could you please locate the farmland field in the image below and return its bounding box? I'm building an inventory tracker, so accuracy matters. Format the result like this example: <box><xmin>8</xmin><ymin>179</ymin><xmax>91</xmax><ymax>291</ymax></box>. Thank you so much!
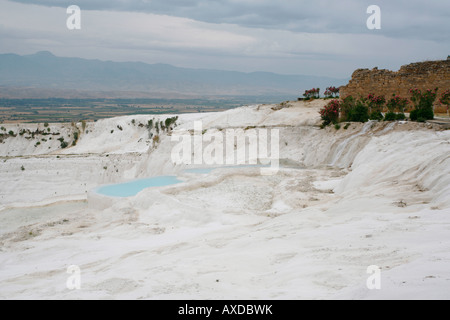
<box><xmin>0</xmin><ymin>96</ymin><xmax>280</xmax><ymax>123</ymax></box>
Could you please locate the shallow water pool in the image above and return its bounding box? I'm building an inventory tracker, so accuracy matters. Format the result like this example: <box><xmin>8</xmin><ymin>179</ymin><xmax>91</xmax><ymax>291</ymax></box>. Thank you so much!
<box><xmin>96</xmin><ymin>165</ymin><xmax>272</xmax><ymax>198</ymax></box>
<box><xmin>96</xmin><ymin>176</ymin><xmax>182</xmax><ymax>198</ymax></box>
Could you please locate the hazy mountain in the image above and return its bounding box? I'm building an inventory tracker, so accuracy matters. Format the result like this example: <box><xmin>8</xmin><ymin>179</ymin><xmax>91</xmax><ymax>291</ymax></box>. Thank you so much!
<box><xmin>0</xmin><ymin>51</ymin><xmax>348</xmax><ymax>98</ymax></box>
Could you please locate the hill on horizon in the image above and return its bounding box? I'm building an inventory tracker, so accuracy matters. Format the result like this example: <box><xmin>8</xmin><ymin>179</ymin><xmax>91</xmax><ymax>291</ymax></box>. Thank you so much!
<box><xmin>0</xmin><ymin>51</ymin><xmax>348</xmax><ymax>99</ymax></box>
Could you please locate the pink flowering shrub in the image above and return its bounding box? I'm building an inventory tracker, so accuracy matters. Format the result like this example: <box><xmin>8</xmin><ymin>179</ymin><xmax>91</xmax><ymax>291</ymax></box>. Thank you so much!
<box><xmin>387</xmin><ymin>94</ymin><xmax>409</xmax><ymax>113</ymax></box>
<box><xmin>366</xmin><ymin>93</ymin><xmax>386</xmax><ymax>112</ymax></box>
<box><xmin>319</xmin><ymin>99</ymin><xmax>341</xmax><ymax>125</ymax></box>
<box><xmin>324</xmin><ymin>86</ymin><xmax>340</xmax><ymax>98</ymax></box>
<box><xmin>409</xmin><ymin>88</ymin><xmax>438</xmax><ymax>109</ymax></box>
<box><xmin>440</xmin><ymin>89</ymin><xmax>450</xmax><ymax>105</ymax></box>
<box><xmin>439</xmin><ymin>89</ymin><xmax>450</xmax><ymax>115</ymax></box>
<box><xmin>409</xmin><ymin>88</ymin><xmax>422</xmax><ymax>107</ymax></box>
<box><xmin>303</xmin><ymin>88</ymin><xmax>320</xmax><ymax>100</ymax></box>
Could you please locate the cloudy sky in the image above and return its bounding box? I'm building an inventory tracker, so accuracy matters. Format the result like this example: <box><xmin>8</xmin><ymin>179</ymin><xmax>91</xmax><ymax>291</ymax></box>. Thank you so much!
<box><xmin>0</xmin><ymin>0</ymin><xmax>449</xmax><ymax>78</ymax></box>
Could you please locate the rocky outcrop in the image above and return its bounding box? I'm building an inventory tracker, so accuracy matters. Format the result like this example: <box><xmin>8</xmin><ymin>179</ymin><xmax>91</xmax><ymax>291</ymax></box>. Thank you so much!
<box><xmin>340</xmin><ymin>59</ymin><xmax>450</xmax><ymax>112</ymax></box>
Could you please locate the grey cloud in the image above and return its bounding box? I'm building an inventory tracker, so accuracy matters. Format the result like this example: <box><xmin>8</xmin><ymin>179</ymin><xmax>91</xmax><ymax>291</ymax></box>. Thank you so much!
<box><xmin>7</xmin><ymin>0</ymin><xmax>450</xmax><ymax>41</ymax></box>
<box><xmin>2</xmin><ymin>0</ymin><xmax>448</xmax><ymax>78</ymax></box>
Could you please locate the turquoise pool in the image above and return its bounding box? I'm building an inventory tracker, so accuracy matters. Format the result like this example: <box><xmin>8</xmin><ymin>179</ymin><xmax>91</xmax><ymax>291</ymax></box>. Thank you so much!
<box><xmin>96</xmin><ymin>176</ymin><xmax>182</xmax><ymax>198</ymax></box>
<box><xmin>96</xmin><ymin>165</ymin><xmax>271</xmax><ymax>198</ymax></box>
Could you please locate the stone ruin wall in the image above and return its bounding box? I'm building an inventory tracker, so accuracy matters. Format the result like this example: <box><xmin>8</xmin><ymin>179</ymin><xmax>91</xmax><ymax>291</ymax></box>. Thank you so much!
<box><xmin>340</xmin><ymin>59</ymin><xmax>450</xmax><ymax>113</ymax></box>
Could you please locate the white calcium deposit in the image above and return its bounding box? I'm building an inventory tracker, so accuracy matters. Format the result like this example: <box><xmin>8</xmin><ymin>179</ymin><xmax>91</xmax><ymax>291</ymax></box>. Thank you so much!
<box><xmin>0</xmin><ymin>100</ymin><xmax>449</xmax><ymax>299</ymax></box>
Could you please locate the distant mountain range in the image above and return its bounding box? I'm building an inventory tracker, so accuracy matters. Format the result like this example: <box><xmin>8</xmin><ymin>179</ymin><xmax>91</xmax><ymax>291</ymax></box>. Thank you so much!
<box><xmin>0</xmin><ymin>51</ymin><xmax>348</xmax><ymax>99</ymax></box>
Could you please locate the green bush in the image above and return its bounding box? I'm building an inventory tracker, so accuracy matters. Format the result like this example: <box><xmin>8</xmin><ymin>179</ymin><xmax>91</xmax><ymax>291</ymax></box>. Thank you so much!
<box><xmin>340</xmin><ymin>96</ymin><xmax>356</xmax><ymax>122</ymax></box>
<box><xmin>165</xmin><ymin>118</ymin><xmax>172</xmax><ymax>130</ymax></box>
<box><xmin>396</xmin><ymin>113</ymin><xmax>406</xmax><ymax>121</ymax></box>
<box><xmin>421</xmin><ymin>108</ymin><xmax>434</xmax><ymax>120</ymax></box>
<box><xmin>147</xmin><ymin>119</ymin><xmax>154</xmax><ymax>130</ymax></box>
<box><xmin>72</xmin><ymin>131</ymin><xmax>79</xmax><ymax>146</ymax></box>
<box><xmin>334</xmin><ymin>124</ymin><xmax>341</xmax><ymax>130</ymax></box>
<box><xmin>409</xmin><ymin>88</ymin><xmax>436</xmax><ymax>122</ymax></box>
<box><xmin>344</xmin><ymin>123</ymin><xmax>351</xmax><ymax>130</ymax></box>
<box><xmin>165</xmin><ymin>116</ymin><xmax>179</xmax><ymax>130</ymax></box>
<box><xmin>410</xmin><ymin>108</ymin><xmax>434</xmax><ymax>121</ymax></box>
<box><xmin>384</xmin><ymin>112</ymin><xmax>397</xmax><ymax>121</ymax></box>
<box><xmin>59</xmin><ymin>139</ymin><xmax>69</xmax><ymax>148</ymax></box>
<box><xmin>369</xmin><ymin>111</ymin><xmax>384</xmax><ymax>121</ymax></box>
<box><xmin>347</xmin><ymin>102</ymin><xmax>369</xmax><ymax>123</ymax></box>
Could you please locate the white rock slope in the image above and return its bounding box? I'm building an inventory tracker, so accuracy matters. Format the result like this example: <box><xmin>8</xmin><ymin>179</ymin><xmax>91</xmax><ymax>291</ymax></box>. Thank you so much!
<box><xmin>0</xmin><ymin>100</ymin><xmax>449</xmax><ymax>300</ymax></box>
